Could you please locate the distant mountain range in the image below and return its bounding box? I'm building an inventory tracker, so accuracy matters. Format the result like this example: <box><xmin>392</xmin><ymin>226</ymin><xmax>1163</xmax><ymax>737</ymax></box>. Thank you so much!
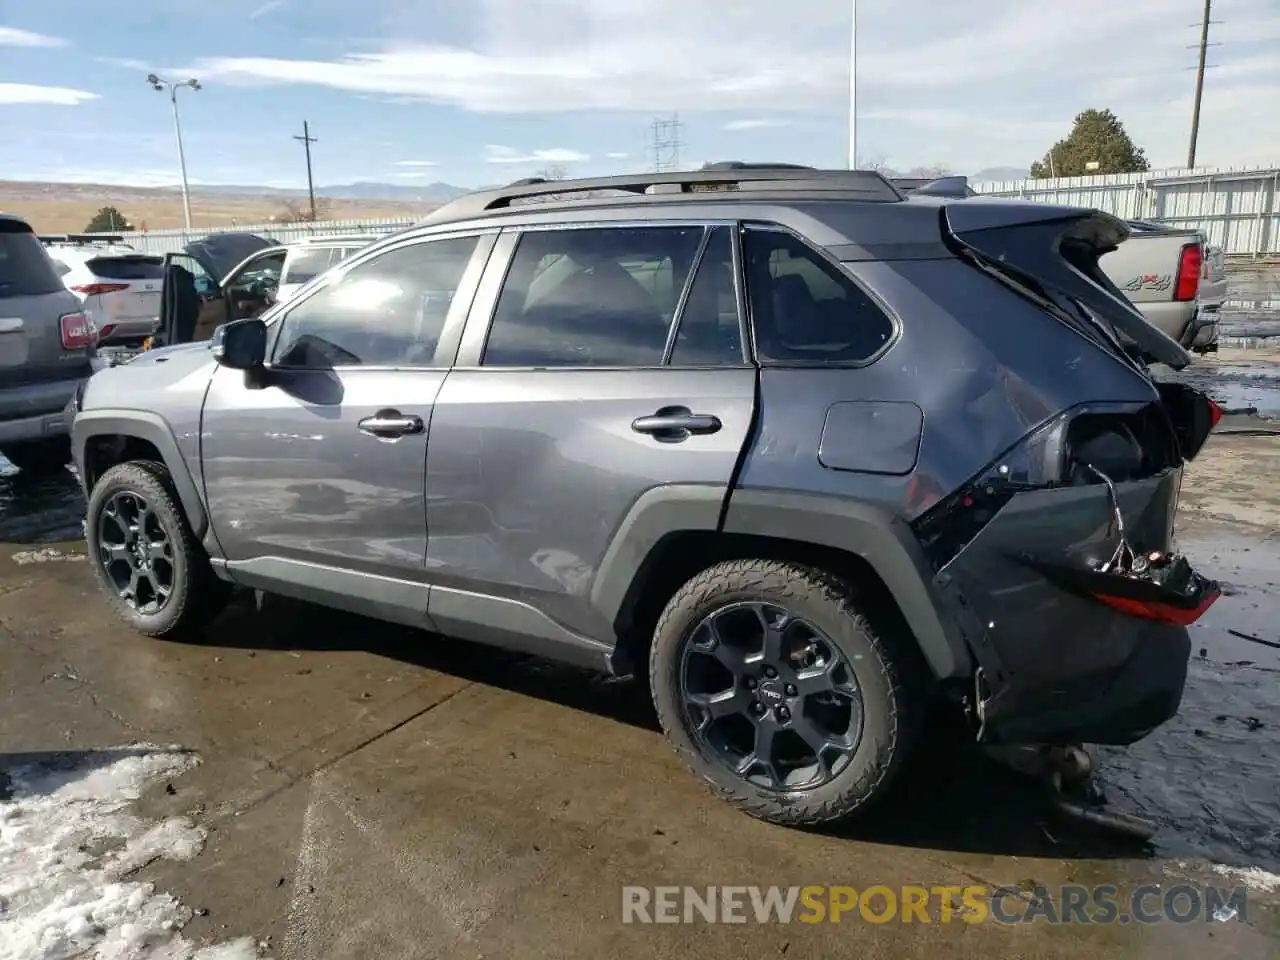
<box><xmin>192</xmin><ymin>181</ymin><xmax>477</xmax><ymax>203</ymax></box>
<box><xmin>182</xmin><ymin>165</ymin><xmax>1033</xmax><ymax>203</ymax></box>
<box><xmin>967</xmin><ymin>167</ymin><xmax>1032</xmax><ymax>184</ymax></box>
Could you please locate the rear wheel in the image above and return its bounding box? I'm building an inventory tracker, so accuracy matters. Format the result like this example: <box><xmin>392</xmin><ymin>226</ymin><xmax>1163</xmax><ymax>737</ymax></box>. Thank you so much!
<box><xmin>649</xmin><ymin>558</ymin><xmax>919</xmax><ymax>826</ymax></box>
<box><xmin>0</xmin><ymin>438</ymin><xmax>71</xmax><ymax>476</ymax></box>
<box><xmin>86</xmin><ymin>461</ymin><xmax>229</xmax><ymax>637</ymax></box>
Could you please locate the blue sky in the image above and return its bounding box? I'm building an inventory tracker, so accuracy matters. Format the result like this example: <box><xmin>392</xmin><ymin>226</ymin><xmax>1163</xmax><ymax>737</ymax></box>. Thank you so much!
<box><xmin>1</xmin><ymin>0</ymin><xmax>1278</xmax><ymax>189</ymax></box>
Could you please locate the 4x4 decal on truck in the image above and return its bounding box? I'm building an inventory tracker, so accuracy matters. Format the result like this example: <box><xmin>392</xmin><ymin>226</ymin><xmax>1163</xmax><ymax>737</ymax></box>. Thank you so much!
<box><xmin>1121</xmin><ymin>273</ymin><xmax>1172</xmax><ymax>293</ymax></box>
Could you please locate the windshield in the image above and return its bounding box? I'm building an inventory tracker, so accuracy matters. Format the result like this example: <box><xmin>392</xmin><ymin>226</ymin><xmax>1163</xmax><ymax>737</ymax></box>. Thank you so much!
<box><xmin>0</xmin><ymin>226</ymin><xmax>65</xmax><ymax>298</ymax></box>
<box><xmin>283</xmin><ymin>247</ymin><xmax>335</xmax><ymax>286</ymax></box>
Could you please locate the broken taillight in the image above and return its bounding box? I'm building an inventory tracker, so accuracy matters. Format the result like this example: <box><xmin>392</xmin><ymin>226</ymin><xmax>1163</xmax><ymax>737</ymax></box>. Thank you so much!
<box><xmin>1091</xmin><ymin>588</ymin><xmax>1220</xmax><ymax>626</ymax></box>
<box><xmin>912</xmin><ymin>402</ymin><xmax>1179</xmax><ymax>571</ymax></box>
<box><xmin>1173</xmin><ymin>243</ymin><xmax>1201</xmax><ymax>302</ymax></box>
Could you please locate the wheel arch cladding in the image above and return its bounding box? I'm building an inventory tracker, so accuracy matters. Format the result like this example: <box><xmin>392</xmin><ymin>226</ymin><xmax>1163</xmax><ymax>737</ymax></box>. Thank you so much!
<box><xmin>71</xmin><ymin>410</ymin><xmax>209</xmax><ymax>540</ymax></box>
<box><xmin>720</xmin><ymin>489</ymin><xmax>971</xmax><ymax>679</ymax></box>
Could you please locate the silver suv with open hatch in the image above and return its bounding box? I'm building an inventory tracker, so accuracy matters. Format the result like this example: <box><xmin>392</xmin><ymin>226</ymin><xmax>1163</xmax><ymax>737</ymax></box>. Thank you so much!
<box><xmin>70</xmin><ymin>166</ymin><xmax>1223</xmax><ymax>826</ymax></box>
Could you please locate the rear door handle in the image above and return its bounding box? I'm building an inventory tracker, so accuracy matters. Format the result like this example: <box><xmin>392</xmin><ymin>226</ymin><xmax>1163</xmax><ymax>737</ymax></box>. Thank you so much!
<box><xmin>631</xmin><ymin>406</ymin><xmax>722</xmax><ymax>442</ymax></box>
<box><xmin>358</xmin><ymin>409</ymin><xmax>424</xmax><ymax>439</ymax></box>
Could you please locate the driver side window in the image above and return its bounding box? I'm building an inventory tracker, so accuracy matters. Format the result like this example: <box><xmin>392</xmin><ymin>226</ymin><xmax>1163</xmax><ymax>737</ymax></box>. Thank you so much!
<box><xmin>272</xmin><ymin>236</ymin><xmax>481</xmax><ymax>369</ymax></box>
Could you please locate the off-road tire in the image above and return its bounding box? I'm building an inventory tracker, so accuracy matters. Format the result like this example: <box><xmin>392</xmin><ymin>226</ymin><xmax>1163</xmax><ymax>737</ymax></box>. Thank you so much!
<box><xmin>649</xmin><ymin>558</ymin><xmax>920</xmax><ymax>827</ymax></box>
<box><xmin>86</xmin><ymin>460</ymin><xmax>230</xmax><ymax>637</ymax></box>
<box><xmin>1</xmin><ymin>437</ymin><xmax>72</xmax><ymax>476</ymax></box>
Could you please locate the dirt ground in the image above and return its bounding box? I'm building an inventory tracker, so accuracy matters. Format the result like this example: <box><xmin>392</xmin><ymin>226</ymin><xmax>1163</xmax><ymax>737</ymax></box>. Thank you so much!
<box><xmin>1</xmin><ymin>433</ymin><xmax>1279</xmax><ymax>958</ymax></box>
<box><xmin>0</xmin><ymin>180</ymin><xmax>437</xmax><ymax>233</ymax></box>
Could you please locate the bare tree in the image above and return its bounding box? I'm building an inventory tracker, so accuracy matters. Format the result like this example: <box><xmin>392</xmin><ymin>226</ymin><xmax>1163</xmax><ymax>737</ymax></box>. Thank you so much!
<box><xmin>535</xmin><ymin>164</ymin><xmax>569</xmax><ymax>181</ymax></box>
<box><xmin>274</xmin><ymin>196</ymin><xmax>332</xmax><ymax>223</ymax></box>
<box><xmin>855</xmin><ymin>152</ymin><xmax>892</xmax><ymax>174</ymax></box>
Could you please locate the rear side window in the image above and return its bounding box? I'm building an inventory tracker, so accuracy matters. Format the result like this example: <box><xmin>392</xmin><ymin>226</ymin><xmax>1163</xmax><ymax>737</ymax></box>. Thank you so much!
<box><xmin>283</xmin><ymin>248</ymin><xmax>334</xmax><ymax>286</ymax></box>
<box><xmin>483</xmin><ymin>226</ymin><xmax>704</xmax><ymax>367</ymax></box>
<box><xmin>0</xmin><ymin>227</ymin><xmax>65</xmax><ymax>298</ymax></box>
<box><xmin>742</xmin><ymin>228</ymin><xmax>895</xmax><ymax>363</ymax></box>
<box><xmin>85</xmin><ymin>256</ymin><xmax>165</xmax><ymax>280</ymax></box>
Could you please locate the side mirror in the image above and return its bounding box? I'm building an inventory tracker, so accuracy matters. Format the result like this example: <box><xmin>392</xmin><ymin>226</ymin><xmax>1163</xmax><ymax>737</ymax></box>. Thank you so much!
<box><xmin>211</xmin><ymin>317</ymin><xmax>267</xmax><ymax>370</ymax></box>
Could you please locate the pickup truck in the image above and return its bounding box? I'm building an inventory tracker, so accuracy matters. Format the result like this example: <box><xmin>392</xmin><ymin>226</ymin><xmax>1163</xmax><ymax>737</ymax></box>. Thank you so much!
<box><xmin>1099</xmin><ymin>220</ymin><xmax>1225</xmax><ymax>354</ymax></box>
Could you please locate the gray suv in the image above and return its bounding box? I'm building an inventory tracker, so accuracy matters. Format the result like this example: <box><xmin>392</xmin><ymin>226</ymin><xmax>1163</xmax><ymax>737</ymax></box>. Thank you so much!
<box><xmin>70</xmin><ymin>167</ymin><xmax>1223</xmax><ymax>825</ymax></box>
<box><xmin>1</xmin><ymin>214</ymin><xmax>97</xmax><ymax>474</ymax></box>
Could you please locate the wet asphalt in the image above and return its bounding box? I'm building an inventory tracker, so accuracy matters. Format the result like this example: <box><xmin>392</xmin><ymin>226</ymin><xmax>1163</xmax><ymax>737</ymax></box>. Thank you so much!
<box><xmin>1</xmin><ymin>298</ymin><xmax>1278</xmax><ymax>957</ymax></box>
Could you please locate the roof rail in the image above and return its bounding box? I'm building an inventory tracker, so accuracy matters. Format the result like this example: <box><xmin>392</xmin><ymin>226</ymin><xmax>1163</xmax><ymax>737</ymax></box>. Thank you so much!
<box><xmin>422</xmin><ymin>167</ymin><xmax>904</xmax><ymax>225</ymax></box>
<box><xmin>699</xmin><ymin>161</ymin><xmax>817</xmax><ymax>171</ymax></box>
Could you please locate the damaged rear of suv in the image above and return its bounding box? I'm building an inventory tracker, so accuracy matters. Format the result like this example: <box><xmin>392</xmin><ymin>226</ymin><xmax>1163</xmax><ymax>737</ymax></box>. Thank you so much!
<box><xmin>70</xmin><ymin>167</ymin><xmax>1222</xmax><ymax>829</ymax></box>
<box><xmin>908</xmin><ymin>198</ymin><xmax>1220</xmax><ymax>748</ymax></box>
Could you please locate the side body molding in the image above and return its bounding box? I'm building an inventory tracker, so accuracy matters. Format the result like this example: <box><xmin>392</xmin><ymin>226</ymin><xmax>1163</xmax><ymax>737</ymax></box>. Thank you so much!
<box><xmin>721</xmin><ymin>489</ymin><xmax>971</xmax><ymax>680</ymax></box>
<box><xmin>71</xmin><ymin>409</ymin><xmax>210</xmax><ymax>540</ymax></box>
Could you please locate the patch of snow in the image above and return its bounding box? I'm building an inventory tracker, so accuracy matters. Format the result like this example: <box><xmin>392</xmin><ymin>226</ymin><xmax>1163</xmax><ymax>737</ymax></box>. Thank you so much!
<box><xmin>11</xmin><ymin>548</ymin><xmax>86</xmax><ymax>566</ymax></box>
<box><xmin>1209</xmin><ymin>863</ymin><xmax>1280</xmax><ymax>893</ymax></box>
<box><xmin>0</xmin><ymin>744</ymin><xmax>267</xmax><ymax>960</ymax></box>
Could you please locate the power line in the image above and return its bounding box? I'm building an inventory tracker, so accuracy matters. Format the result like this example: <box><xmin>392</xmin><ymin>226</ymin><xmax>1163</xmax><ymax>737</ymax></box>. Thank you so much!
<box><xmin>648</xmin><ymin>114</ymin><xmax>684</xmax><ymax>173</ymax></box>
<box><xmin>293</xmin><ymin>120</ymin><xmax>319</xmax><ymax>220</ymax></box>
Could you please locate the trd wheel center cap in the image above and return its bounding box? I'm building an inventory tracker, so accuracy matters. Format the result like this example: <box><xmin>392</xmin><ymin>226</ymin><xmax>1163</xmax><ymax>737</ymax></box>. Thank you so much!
<box><xmin>757</xmin><ymin>680</ymin><xmax>786</xmax><ymax>708</ymax></box>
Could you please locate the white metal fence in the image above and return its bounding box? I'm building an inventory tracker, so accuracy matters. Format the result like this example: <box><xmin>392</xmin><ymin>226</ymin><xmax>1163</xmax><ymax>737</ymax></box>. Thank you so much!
<box><xmin>92</xmin><ymin>164</ymin><xmax>1280</xmax><ymax>259</ymax></box>
<box><xmin>972</xmin><ymin>164</ymin><xmax>1280</xmax><ymax>258</ymax></box>
<box><xmin>111</xmin><ymin>217</ymin><xmax>415</xmax><ymax>255</ymax></box>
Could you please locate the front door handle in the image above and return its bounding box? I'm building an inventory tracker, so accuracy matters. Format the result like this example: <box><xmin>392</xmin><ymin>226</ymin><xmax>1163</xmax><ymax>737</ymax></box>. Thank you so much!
<box><xmin>631</xmin><ymin>406</ymin><xmax>722</xmax><ymax>442</ymax></box>
<box><xmin>358</xmin><ymin>409</ymin><xmax>424</xmax><ymax>439</ymax></box>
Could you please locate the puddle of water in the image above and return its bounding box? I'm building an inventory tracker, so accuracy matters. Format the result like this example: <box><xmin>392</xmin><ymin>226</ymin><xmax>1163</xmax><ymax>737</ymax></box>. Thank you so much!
<box><xmin>0</xmin><ymin>456</ymin><xmax>87</xmax><ymax>545</ymax></box>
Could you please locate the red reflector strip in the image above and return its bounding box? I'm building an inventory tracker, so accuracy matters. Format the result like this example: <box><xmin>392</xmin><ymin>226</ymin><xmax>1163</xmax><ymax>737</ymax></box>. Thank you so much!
<box><xmin>59</xmin><ymin>312</ymin><xmax>95</xmax><ymax>349</ymax></box>
<box><xmin>1208</xmin><ymin>398</ymin><xmax>1224</xmax><ymax>428</ymax></box>
<box><xmin>1091</xmin><ymin>583</ymin><xmax>1221</xmax><ymax>626</ymax></box>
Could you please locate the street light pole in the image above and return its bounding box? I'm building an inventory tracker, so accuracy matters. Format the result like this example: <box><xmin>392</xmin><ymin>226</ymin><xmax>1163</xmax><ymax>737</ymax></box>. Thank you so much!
<box><xmin>847</xmin><ymin>0</ymin><xmax>857</xmax><ymax>169</ymax></box>
<box><xmin>148</xmin><ymin>74</ymin><xmax>201</xmax><ymax>231</ymax></box>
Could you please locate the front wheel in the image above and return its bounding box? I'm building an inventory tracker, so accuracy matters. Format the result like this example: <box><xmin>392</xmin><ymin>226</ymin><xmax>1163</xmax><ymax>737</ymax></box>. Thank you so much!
<box><xmin>649</xmin><ymin>558</ymin><xmax>920</xmax><ymax>826</ymax></box>
<box><xmin>85</xmin><ymin>461</ymin><xmax>228</xmax><ymax>637</ymax></box>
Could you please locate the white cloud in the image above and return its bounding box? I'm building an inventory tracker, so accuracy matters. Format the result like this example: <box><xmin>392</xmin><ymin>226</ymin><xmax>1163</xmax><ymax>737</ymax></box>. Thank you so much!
<box><xmin>95</xmin><ymin>56</ymin><xmax>152</xmax><ymax>70</ymax></box>
<box><xmin>485</xmin><ymin>145</ymin><xmax>589</xmax><ymax>164</ymax></box>
<box><xmin>391</xmin><ymin>171</ymin><xmax>429</xmax><ymax>178</ymax></box>
<box><xmin>249</xmin><ymin>0</ymin><xmax>290</xmax><ymax>19</ymax></box>
<box><xmin>0</xmin><ymin>26</ymin><xmax>66</xmax><ymax>47</ymax></box>
<box><xmin>392</xmin><ymin>159</ymin><xmax>439</xmax><ymax>166</ymax></box>
<box><xmin>171</xmin><ymin>0</ymin><xmax>1280</xmax><ymax>171</ymax></box>
<box><xmin>723</xmin><ymin>119</ymin><xmax>790</xmax><ymax>131</ymax></box>
<box><xmin>0</xmin><ymin>83</ymin><xmax>99</xmax><ymax>106</ymax></box>
<box><xmin>606</xmin><ymin>152</ymin><xmax>630</xmax><ymax>159</ymax></box>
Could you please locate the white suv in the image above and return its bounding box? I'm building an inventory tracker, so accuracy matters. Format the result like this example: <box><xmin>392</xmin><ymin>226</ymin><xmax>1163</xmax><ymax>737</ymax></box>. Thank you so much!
<box><xmin>46</xmin><ymin>243</ymin><xmax>164</xmax><ymax>346</ymax></box>
<box><xmin>274</xmin><ymin>235</ymin><xmax>381</xmax><ymax>304</ymax></box>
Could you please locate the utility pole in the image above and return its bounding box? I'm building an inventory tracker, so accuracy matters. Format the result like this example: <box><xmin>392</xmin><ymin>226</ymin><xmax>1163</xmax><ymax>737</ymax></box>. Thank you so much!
<box><xmin>1187</xmin><ymin>0</ymin><xmax>1212</xmax><ymax>169</ymax></box>
<box><xmin>848</xmin><ymin>0</ymin><xmax>857</xmax><ymax>169</ymax></box>
<box><xmin>294</xmin><ymin>120</ymin><xmax>318</xmax><ymax>220</ymax></box>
